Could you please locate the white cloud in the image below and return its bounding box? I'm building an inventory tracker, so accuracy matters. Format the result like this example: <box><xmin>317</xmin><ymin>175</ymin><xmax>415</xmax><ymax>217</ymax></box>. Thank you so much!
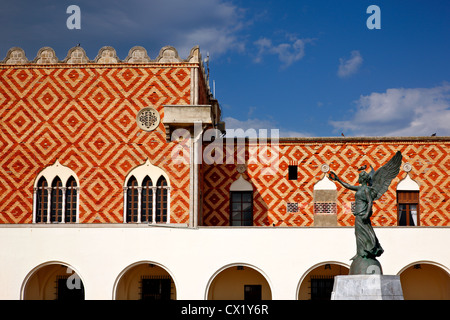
<box><xmin>330</xmin><ymin>83</ymin><xmax>450</xmax><ymax>136</ymax></box>
<box><xmin>82</xmin><ymin>0</ymin><xmax>247</xmax><ymax>57</ymax></box>
<box><xmin>338</xmin><ymin>50</ymin><xmax>363</xmax><ymax>78</ymax></box>
<box><xmin>0</xmin><ymin>0</ymin><xmax>247</xmax><ymax>59</ymax></box>
<box><xmin>254</xmin><ymin>35</ymin><xmax>313</xmax><ymax>68</ymax></box>
<box><xmin>224</xmin><ymin>116</ymin><xmax>310</xmax><ymax>138</ymax></box>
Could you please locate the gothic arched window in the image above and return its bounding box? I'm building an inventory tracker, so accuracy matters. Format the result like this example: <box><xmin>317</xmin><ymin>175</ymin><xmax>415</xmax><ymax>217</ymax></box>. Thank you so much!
<box><xmin>141</xmin><ymin>176</ymin><xmax>153</xmax><ymax>223</ymax></box>
<box><xmin>33</xmin><ymin>160</ymin><xmax>79</xmax><ymax>224</ymax></box>
<box><xmin>123</xmin><ymin>160</ymin><xmax>171</xmax><ymax>224</ymax></box>
<box><xmin>127</xmin><ymin>176</ymin><xmax>139</xmax><ymax>223</ymax></box>
<box><xmin>156</xmin><ymin>176</ymin><xmax>168</xmax><ymax>223</ymax></box>
<box><xmin>50</xmin><ymin>176</ymin><xmax>63</xmax><ymax>223</ymax></box>
<box><xmin>36</xmin><ymin>177</ymin><xmax>48</xmax><ymax>223</ymax></box>
<box><xmin>65</xmin><ymin>176</ymin><xmax>78</xmax><ymax>223</ymax></box>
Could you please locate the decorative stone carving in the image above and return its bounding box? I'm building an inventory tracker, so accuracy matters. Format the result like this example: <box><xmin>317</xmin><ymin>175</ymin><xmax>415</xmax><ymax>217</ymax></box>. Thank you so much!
<box><xmin>63</xmin><ymin>47</ymin><xmax>89</xmax><ymax>64</ymax></box>
<box><xmin>94</xmin><ymin>46</ymin><xmax>119</xmax><ymax>63</ymax></box>
<box><xmin>155</xmin><ymin>46</ymin><xmax>182</xmax><ymax>63</ymax></box>
<box><xmin>2</xmin><ymin>47</ymin><xmax>28</xmax><ymax>64</ymax></box>
<box><xmin>136</xmin><ymin>107</ymin><xmax>160</xmax><ymax>132</ymax></box>
<box><xmin>186</xmin><ymin>45</ymin><xmax>200</xmax><ymax>63</ymax></box>
<box><xmin>236</xmin><ymin>164</ymin><xmax>247</xmax><ymax>173</ymax></box>
<box><xmin>124</xmin><ymin>46</ymin><xmax>151</xmax><ymax>63</ymax></box>
<box><xmin>34</xmin><ymin>47</ymin><xmax>59</xmax><ymax>64</ymax></box>
<box><xmin>1</xmin><ymin>45</ymin><xmax>205</xmax><ymax>65</ymax></box>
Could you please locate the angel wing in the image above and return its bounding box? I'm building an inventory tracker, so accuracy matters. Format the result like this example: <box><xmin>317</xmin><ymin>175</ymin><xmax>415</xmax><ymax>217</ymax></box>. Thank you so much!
<box><xmin>370</xmin><ymin>151</ymin><xmax>402</xmax><ymax>201</ymax></box>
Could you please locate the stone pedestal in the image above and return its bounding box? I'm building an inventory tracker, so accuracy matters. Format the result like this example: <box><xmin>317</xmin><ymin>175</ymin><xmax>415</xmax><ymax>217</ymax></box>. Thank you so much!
<box><xmin>331</xmin><ymin>275</ymin><xmax>404</xmax><ymax>300</ymax></box>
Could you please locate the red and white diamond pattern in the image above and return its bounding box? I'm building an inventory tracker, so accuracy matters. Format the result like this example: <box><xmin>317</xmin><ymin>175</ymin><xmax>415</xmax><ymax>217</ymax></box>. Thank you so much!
<box><xmin>0</xmin><ymin>65</ymin><xmax>191</xmax><ymax>223</ymax></box>
<box><xmin>202</xmin><ymin>141</ymin><xmax>450</xmax><ymax>227</ymax></box>
<box><xmin>1</xmin><ymin>63</ymin><xmax>449</xmax><ymax>227</ymax></box>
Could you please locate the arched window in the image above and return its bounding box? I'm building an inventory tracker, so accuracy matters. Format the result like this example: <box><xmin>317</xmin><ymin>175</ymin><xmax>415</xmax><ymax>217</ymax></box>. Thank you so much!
<box><xmin>65</xmin><ymin>176</ymin><xmax>78</xmax><ymax>223</ymax></box>
<box><xmin>141</xmin><ymin>176</ymin><xmax>153</xmax><ymax>223</ymax></box>
<box><xmin>36</xmin><ymin>177</ymin><xmax>48</xmax><ymax>223</ymax></box>
<box><xmin>33</xmin><ymin>160</ymin><xmax>80</xmax><ymax>224</ymax></box>
<box><xmin>127</xmin><ymin>176</ymin><xmax>139</xmax><ymax>223</ymax></box>
<box><xmin>123</xmin><ymin>159</ymin><xmax>171</xmax><ymax>224</ymax></box>
<box><xmin>397</xmin><ymin>165</ymin><xmax>420</xmax><ymax>226</ymax></box>
<box><xmin>50</xmin><ymin>177</ymin><xmax>63</xmax><ymax>223</ymax></box>
<box><xmin>156</xmin><ymin>176</ymin><xmax>168</xmax><ymax>223</ymax></box>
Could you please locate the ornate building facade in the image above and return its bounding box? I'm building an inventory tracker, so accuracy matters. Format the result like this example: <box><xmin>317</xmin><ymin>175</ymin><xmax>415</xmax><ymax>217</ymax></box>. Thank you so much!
<box><xmin>0</xmin><ymin>45</ymin><xmax>449</xmax><ymax>300</ymax></box>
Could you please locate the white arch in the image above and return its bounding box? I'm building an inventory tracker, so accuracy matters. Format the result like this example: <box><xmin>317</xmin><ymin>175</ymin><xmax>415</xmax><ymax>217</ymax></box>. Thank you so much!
<box><xmin>124</xmin><ymin>159</ymin><xmax>170</xmax><ymax>187</ymax></box>
<box><xmin>21</xmin><ymin>260</ymin><xmax>85</xmax><ymax>300</ymax></box>
<box><xmin>313</xmin><ymin>174</ymin><xmax>336</xmax><ymax>190</ymax></box>
<box><xmin>33</xmin><ymin>160</ymin><xmax>80</xmax><ymax>223</ymax></box>
<box><xmin>229</xmin><ymin>175</ymin><xmax>253</xmax><ymax>191</ymax></box>
<box><xmin>112</xmin><ymin>260</ymin><xmax>178</xmax><ymax>300</ymax></box>
<box><xmin>397</xmin><ymin>173</ymin><xmax>420</xmax><ymax>191</ymax></box>
<box><xmin>397</xmin><ymin>260</ymin><xmax>450</xmax><ymax>276</ymax></box>
<box><xmin>34</xmin><ymin>159</ymin><xmax>79</xmax><ymax>187</ymax></box>
<box><xmin>204</xmin><ymin>262</ymin><xmax>273</xmax><ymax>300</ymax></box>
<box><xmin>296</xmin><ymin>260</ymin><xmax>350</xmax><ymax>300</ymax></box>
<box><xmin>123</xmin><ymin>159</ymin><xmax>171</xmax><ymax>223</ymax></box>
<box><xmin>397</xmin><ymin>260</ymin><xmax>450</xmax><ymax>300</ymax></box>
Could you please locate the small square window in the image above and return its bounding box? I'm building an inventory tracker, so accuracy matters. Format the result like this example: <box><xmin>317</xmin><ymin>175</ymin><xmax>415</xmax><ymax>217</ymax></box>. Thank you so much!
<box><xmin>230</xmin><ymin>191</ymin><xmax>253</xmax><ymax>226</ymax></box>
<box><xmin>397</xmin><ymin>191</ymin><xmax>419</xmax><ymax>226</ymax></box>
<box><xmin>288</xmin><ymin>165</ymin><xmax>298</xmax><ymax>180</ymax></box>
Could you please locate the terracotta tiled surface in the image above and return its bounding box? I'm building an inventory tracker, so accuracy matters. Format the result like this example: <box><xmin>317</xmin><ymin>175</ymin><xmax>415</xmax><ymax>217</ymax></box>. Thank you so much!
<box><xmin>1</xmin><ymin>63</ymin><xmax>449</xmax><ymax>227</ymax></box>
<box><xmin>202</xmin><ymin>139</ymin><xmax>450</xmax><ymax>226</ymax></box>
<box><xmin>0</xmin><ymin>64</ymin><xmax>192</xmax><ymax>223</ymax></box>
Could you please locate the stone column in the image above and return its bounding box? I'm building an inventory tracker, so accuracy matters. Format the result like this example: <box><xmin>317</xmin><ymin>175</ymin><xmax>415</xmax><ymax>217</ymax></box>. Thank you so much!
<box><xmin>122</xmin><ymin>187</ymin><xmax>128</xmax><ymax>223</ymax></box>
<box><xmin>46</xmin><ymin>187</ymin><xmax>52</xmax><ymax>223</ymax></box>
<box><xmin>167</xmin><ymin>187</ymin><xmax>171</xmax><ymax>223</ymax></box>
<box><xmin>137</xmin><ymin>187</ymin><xmax>142</xmax><ymax>223</ymax></box>
<box><xmin>61</xmin><ymin>187</ymin><xmax>67</xmax><ymax>223</ymax></box>
<box><xmin>152</xmin><ymin>186</ymin><xmax>157</xmax><ymax>224</ymax></box>
<box><xmin>32</xmin><ymin>188</ymin><xmax>37</xmax><ymax>223</ymax></box>
<box><xmin>75</xmin><ymin>187</ymin><xmax>80</xmax><ymax>223</ymax></box>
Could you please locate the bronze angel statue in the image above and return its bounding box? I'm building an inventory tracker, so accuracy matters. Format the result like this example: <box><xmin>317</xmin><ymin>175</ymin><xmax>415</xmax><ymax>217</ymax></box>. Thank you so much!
<box><xmin>329</xmin><ymin>151</ymin><xmax>402</xmax><ymax>274</ymax></box>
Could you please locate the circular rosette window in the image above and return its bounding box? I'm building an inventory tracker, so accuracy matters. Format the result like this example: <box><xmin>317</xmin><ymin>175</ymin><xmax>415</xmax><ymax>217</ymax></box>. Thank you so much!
<box><xmin>136</xmin><ymin>107</ymin><xmax>160</xmax><ymax>131</ymax></box>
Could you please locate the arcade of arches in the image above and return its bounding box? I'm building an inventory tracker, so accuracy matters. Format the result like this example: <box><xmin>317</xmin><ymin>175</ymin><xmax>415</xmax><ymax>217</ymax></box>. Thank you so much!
<box><xmin>21</xmin><ymin>261</ymin><xmax>449</xmax><ymax>300</ymax></box>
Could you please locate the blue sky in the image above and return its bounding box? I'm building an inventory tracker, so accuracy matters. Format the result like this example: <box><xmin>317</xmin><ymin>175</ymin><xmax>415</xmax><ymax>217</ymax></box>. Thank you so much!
<box><xmin>1</xmin><ymin>0</ymin><xmax>449</xmax><ymax>137</ymax></box>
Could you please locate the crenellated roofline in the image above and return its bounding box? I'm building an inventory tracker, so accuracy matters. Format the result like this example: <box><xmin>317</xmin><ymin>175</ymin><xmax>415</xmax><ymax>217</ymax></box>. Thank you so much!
<box><xmin>0</xmin><ymin>44</ymin><xmax>214</xmax><ymax>103</ymax></box>
<box><xmin>1</xmin><ymin>45</ymin><xmax>203</xmax><ymax>65</ymax></box>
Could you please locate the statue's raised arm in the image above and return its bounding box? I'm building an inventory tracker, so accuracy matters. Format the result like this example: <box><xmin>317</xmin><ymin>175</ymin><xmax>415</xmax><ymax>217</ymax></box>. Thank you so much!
<box><xmin>329</xmin><ymin>171</ymin><xmax>358</xmax><ymax>191</ymax></box>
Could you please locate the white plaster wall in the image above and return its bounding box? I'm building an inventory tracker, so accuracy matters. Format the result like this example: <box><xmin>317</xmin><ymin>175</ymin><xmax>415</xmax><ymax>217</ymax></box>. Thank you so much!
<box><xmin>0</xmin><ymin>225</ymin><xmax>448</xmax><ymax>300</ymax></box>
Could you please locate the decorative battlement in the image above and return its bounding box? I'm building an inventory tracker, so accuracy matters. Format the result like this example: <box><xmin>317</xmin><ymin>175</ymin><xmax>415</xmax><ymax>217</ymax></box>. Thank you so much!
<box><xmin>1</xmin><ymin>44</ymin><xmax>213</xmax><ymax>104</ymax></box>
<box><xmin>1</xmin><ymin>45</ymin><xmax>202</xmax><ymax>65</ymax></box>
